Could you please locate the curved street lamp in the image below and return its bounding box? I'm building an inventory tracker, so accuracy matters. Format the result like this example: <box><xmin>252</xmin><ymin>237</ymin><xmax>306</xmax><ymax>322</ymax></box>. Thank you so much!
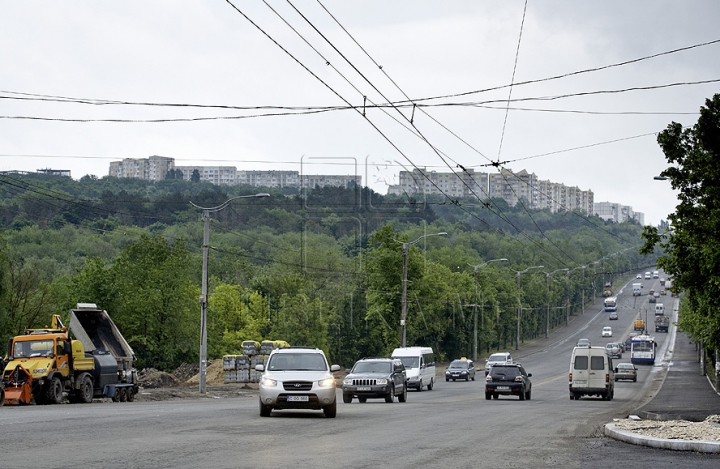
<box><xmin>511</xmin><ymin>265</ymin><xmax>544</xmax><ymax>350</ymax></box>
<box><xmin>190</xmin><ymin>193</ymin><xmax>270</xmax><ymax>393</ymax></box>
<box><xmin>396</xmin><ymin>232</ymin><xmax>448</xmax><ymax>347</ymax></box>
<box><xmin>468</xmin><ymin>258</ymin><xmax>508</xmax><ymax>360</ymax></box>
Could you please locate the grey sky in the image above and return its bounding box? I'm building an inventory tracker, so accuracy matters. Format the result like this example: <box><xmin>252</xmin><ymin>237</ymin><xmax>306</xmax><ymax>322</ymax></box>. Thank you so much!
<box><xmin>2</xmin><ymin>1</ymin><xmax>719</xmax><ymax>226</ymax></box>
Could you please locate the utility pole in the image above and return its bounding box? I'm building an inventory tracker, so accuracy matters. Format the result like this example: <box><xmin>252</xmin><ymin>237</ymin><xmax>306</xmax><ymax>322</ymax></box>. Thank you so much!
<box><xmin>468</xmin><ymin>259</ymin><xmax>507</xmax><ymax>361</ymax></box>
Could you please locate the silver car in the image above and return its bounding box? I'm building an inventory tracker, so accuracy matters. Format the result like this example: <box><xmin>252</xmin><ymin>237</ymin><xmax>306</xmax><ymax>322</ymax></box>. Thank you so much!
<box><xmin>484</xmin><ymin>352</ymin><xmax>513</xmax><ymax>375</ymax></box>
<box><xmin>256</xmin><ymin>347</ymin><xmax>341</xmax><ymax>418</ymax></box>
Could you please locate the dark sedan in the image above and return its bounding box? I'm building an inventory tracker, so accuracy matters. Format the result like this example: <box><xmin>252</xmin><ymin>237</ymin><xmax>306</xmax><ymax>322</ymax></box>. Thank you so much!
<box><xmin>445</xmin><ymin>359</ymin><xmax>476</xmax><ymax>381</ymax></box>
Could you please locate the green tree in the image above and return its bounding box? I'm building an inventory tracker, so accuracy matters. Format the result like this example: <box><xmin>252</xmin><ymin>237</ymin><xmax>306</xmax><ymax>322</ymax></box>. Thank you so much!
<box><xmin>641</xmin><ymin>94</ymin><xmax>720</xmax><ymax>349</ymax></box>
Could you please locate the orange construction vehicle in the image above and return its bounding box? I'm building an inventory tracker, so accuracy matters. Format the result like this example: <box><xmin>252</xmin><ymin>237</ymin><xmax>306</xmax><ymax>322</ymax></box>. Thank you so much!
<box><xmin>1</xmin><ymin>304</ymin><xmax>138</xmax><ymax>406</ymax></box>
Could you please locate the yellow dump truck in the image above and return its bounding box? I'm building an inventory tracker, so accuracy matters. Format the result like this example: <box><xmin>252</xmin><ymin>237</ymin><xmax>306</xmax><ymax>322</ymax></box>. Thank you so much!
<box><xmin>1</xmin><ymin>303</ymin><xmax>138</xmax><ymax>406</ymax></box>
<box><xmin>634</xmin><ymin>319</ymin><xmax>645</xmax><ymax>332</ymax></box>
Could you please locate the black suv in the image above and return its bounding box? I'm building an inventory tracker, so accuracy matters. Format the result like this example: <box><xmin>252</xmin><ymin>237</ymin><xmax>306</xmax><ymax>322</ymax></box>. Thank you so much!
<box><xmin>342</xmin><ymin>358</ymin><xmax>408</xmax><ymax>403</ymax></box>
<box><xmin>485</xmin><ymin>364</ymin><xmax>532</xmax><ymax>401</ymax></box>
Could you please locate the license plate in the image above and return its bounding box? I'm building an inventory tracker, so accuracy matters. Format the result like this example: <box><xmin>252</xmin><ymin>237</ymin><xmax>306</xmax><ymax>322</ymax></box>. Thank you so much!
<box><xmin>357</xmin><ymin>386</ymin><xmax>371</xmax><ymax>391</ymax></box>
<box><xmin>496</xmin><ymin>386</ymin><xmax>510</xmax><ymax>390</ymax></box>
<box><xmin>287</xmin><ymin>395</ymin><xmax>309</xmax><ymax>402</ymax></box>
<box><xmin>575</xmin><ymin>380</ymin><xmax>587</xmax><ymax>385</ymax></box>
<box><xmin>452</xmin><ymin>374</ymin><xmax>460</xmax><ymax>377</ymax></box>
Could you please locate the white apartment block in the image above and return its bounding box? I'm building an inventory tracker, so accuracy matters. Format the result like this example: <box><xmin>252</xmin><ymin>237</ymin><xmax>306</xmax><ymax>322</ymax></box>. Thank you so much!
<box><xmin>594</xmin><ymin>201</ymin><xmax>644</xmax><ymax>224</ymax></box>
<box><xmin>174</xmin><ymin>166</ymin><xmax>237</xmax><ymax>185</ymax></box>
<box><xmin>108</xmin><ymin>157</ymin><xmax>360</xmax><ymax>189</ymax></box>
<box><xmin>109</xmin><ymin>155</ymin><xmax>174</xmax><ymax>182</ymax></box>
<box><xmin>388</xmin><ymin>167</ymin><xmax>488</xmax><ymax>198</ymax></box>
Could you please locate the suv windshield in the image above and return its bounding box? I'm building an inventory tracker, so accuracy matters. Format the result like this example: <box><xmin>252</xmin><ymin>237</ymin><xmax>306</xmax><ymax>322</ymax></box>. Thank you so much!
<box><xmin>352</xmin><ymin>361</ymin><xmax>392</xmax><ymax>374</ymax></box>
<box><xmin>267</xmin><ymin>353</ymin><xmax>327</xmax><ymax>371</ymax></box>
<box><xmin>490</xmin><ymin>366</ymin><xmax>519</xmax><ymax>378</ymax></box>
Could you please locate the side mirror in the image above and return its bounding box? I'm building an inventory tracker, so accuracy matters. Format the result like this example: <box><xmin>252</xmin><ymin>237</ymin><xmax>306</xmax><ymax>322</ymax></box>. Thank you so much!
<box><xmin>614</xmin><ymin>368</ymin><xmax>618</xmax><ymax>373</ymax></box>
<box><xmin>254</xmin><ymin>364</ymin><xmax>264</xmax><ymax>372</ymax></box>
<box><xmin>527</xmin><ymin>373</ymin><xmax>532</xmax><ymax>377</ymax></box>
<box><xmin>330</xmin><ymin>364</ymin><xmax>341</xmax><ymax>372</ymax></box>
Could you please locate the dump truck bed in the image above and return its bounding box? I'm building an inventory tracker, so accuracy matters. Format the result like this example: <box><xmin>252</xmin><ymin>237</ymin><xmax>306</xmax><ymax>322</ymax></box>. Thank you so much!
<box><xmin>69</xmin><ymin>306</ymin><xmax>135</xmax><ymax>368</ymax></box>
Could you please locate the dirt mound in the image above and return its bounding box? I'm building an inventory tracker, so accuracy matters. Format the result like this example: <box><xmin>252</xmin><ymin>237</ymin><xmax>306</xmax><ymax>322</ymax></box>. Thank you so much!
<box><xmin>185</xmin><ymin>360</ymin><xmax>225</xmax><ymax>385</ymax></box>
<box><xmin>173</xmin><ymin>363</ymin><xmax>200</xmax><ymax>382</ymax></box>
<box><xmin>138</xmin><ymin>368</ymin><xmax>180</xmax><ymax>388</ymax></box>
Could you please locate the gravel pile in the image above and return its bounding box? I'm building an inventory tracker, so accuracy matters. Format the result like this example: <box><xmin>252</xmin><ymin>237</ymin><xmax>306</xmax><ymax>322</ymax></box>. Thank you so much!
<box><xmin>137</xmin><ymin>368</ymin><xmax>180</xmax><ymax>388</ymax></box>
<box><xmin>614</xmin><ymin>415</ymin><xmax>720</xmax><ymax>441</ymax></box>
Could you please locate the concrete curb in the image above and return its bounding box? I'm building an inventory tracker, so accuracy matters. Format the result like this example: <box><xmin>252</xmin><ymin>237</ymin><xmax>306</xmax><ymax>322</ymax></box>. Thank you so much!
<box><xmin>604</xmin><ymin>423</ymin><xmax>720</xmax><ymax>453</ymax></box>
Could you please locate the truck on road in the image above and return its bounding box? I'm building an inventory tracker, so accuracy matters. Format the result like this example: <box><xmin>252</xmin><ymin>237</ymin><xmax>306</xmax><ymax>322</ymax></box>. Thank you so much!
<box><xmin>654</xmin><ymin>316</ymin><xmax>670</xmax><ymax>333</ymax></box>
<box><xmin>1</xmin><ymin>303</ymin><xmax>138</xmax><ymax>406</ymax></box>
<box><xmin>634</xmin><ymin>318</ymin><xmax>645</xmax><ymax>331</ymax></box>
<box><xmin>632</xmin><ymin>283</ymin><xmax>642</xmax><ymax>296</ymax></box>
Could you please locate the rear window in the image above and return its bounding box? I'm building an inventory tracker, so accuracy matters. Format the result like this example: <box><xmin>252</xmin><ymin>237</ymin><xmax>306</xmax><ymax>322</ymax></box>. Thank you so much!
<box><xmin>591</xmin><ymin>356</ymin><xmax>605</xmax><ymax>370</ymax></box>
<box><xmin>574</xmin><ymin>355</ymin><xmax>588</xmax><ymax>370</ymax></box>
<box><xmin>491</xmin><ymin>366</ymin><xmax>519</xmax><ymax>378</ymax></box>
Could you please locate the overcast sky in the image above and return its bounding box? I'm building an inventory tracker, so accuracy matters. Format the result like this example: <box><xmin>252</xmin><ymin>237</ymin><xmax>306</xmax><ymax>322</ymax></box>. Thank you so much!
<box><xmin>2</xmin><ymin>1</ymin><xmax>719</xmax><ymax>226</ymax></box>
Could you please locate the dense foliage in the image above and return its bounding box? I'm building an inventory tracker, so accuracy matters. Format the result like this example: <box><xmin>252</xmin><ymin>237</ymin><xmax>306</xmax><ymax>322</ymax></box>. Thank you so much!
<box><xmin>642</xmin><ymin>93</ymin><xmax>720</xmax><ymax>349</ymax></box>
<box><xmin>0</xmin><ymin>171</ymin><xmax>652</xmax><ymax>370</ymax></box>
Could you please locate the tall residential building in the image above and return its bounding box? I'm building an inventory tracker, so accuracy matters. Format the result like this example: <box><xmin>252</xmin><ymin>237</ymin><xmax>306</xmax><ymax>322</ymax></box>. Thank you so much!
<box><xmin>174</xmin><ymin>166</ymin><xmax>237</xmax><ymax>185</ymax></box>
<box><xmin>594</xmin><ymin>201</ymin><xmax>643</xmax><ymax>224</ymax></box>
<box><xmin>387</xmin><ymin>167</ymin><xmax>488</xmax><ymax>198</ymax></box>
<box><xmin>109</xmin><ymin>155</ymin><xmax>174</xmax><ymax>181</ymax></box>
<box><xmin>488</xmin><ymin>169</ymin><xmax>539</xmax><ymax>207</ymax></box>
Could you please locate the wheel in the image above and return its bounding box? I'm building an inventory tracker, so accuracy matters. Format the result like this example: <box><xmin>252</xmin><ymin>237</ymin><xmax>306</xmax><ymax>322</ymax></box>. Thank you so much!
<box><xmin>343</xmin><ymin>393</ymin><xmax>353</xmax><ymax>404</ymax></box>
<box><xmin>574</xmin><ymin>393</ymin><xmax>581</xmax><ymax>400</ymax></box>
<box><xmin>259</xmin><ymin>399</ymin><xmax>272</xmax><ymax>417</ymax></box>
<box><xmin>323</xmin><ymin>399</ymin><xmax>337</xmax><ymax>418</ymax></box>
<box><xmin>569</xmin><ymin>393</ymin><xmax>574</xmax><ymax>400</ymax></box>
<box><xmin>126</xmin><ymin>387</ymin><xmax>135</xmax><ymax>402</ymax></box>
<box><xmin>465</xmin><ymin>376</ymin><xmax>469</xmax><ymax>381</ymax></box>
<box><xmin>493</xmin><ymin>394</ymin><xmax>499</xmax><ymax>399</ymax></box>
<box><xmin>446</xmin><ymin>378</ymin><xmax>449</xmax><ymax>382</ymax></box>
<box><xmin>526</xmin><ymin>389</ymin><xmax>531</xmax><ymax>400</ymax></box>
<box><xmin>427</xmin><ymin>379</ymin><xmax>434</xmax><ymax>391</ymax></box>
<box><xmin>45</xmin><ymin>377</ymin><xmax>64</xmax><ymax>405</ymax></box>
<box><xmin>417</xmin><ymin>379</ymin><xmax>423</xmax><ymax>392</ymax></box>
<box><xmin>78</xmin><ymin>375</ymin><xmax>93</xmax><ymax>403</ymax></box>
<box><xmin>471</xmin><ymin>376</ymin><xmax>475</xmax><ymax>381</ymax></box>
<box><xmin>358</xmin><ymin>397</ymin><xmax>367</xmax><ymax>403</ymax></box>
<box><xmin>385</xmin><ymin>385</ymin><xmax>395</xmax><ymax>403</ymax></box>
<box><xmin>519</xmin><ymin>387</ymin><xmax>526</xmax><ymax>400</ymax></box>
<box><xmin>398</xmin><ymin>384</ymin><xmax>407</xmax><ymax>403</ymax></box>
<box><xmin>485</xmin><ymin>392</ymin><xmax>491</xmax><ymax>400</ymax></box>
<box><xmin>118</xmin><ymin>387</ymin><xmax>128</xmax><ymax>402</ymax></box>
<box><xmin>633</xmin><ymin>377</ymin><xmax>637</xmax><ymax>382</ymax></box>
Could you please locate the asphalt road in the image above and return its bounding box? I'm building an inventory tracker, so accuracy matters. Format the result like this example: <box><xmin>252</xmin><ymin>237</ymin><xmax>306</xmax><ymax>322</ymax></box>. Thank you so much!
<box><xmin>2</xmin><ymin>272</ymin><xmax>719</xmax><ymax>468</ymax></box>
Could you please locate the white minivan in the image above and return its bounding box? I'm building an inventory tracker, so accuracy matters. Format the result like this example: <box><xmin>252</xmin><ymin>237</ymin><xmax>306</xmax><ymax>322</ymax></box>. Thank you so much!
<box><xmin>569</xmin><ymin>346</ymin><xmax>614</xmax><ymax>401</ymax></box>
<box><xmin>391</xmin><ymin>347</ymin><xmax>436</xmax><ymax>391</ymax></box>
<box><xmin>655</xmin><ymin>303</ymin><xmax>665</xmax><ymax>316</ymax></box>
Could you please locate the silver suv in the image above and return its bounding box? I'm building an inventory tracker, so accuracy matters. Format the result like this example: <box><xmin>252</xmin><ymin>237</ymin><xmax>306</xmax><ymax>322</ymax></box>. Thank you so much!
<box><xmin>484</xmin><ymin>352</ymin><xmax>513</xmax><ymax>375</ymax></box>
<box><xmin>255</xmin><ymin>347</ymin><xmax>341</xmax><ymax>418</ymax></box>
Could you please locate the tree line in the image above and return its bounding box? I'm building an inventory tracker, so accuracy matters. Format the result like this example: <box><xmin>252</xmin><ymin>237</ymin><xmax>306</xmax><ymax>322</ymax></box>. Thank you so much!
<box><xmin>0</xmin><ymin>171</ymin><xmax>652</xmax><ymax>371</ymax></box>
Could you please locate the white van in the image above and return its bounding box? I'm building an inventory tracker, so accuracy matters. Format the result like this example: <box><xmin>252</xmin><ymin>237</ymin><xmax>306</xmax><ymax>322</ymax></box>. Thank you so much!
<box><xmin>655</xmin><ymin>303</ymin><xmax>665</xmax><ymax>316</ymax></box>
<box><xmin>568</xmin><ymin>346</ymin><xmax>614</xmax><ymax>401</ymax></box>
<box><xmin>391</xmin><ymin>347</ymin><xmax>436</xmax><ymax>391</ymax></box>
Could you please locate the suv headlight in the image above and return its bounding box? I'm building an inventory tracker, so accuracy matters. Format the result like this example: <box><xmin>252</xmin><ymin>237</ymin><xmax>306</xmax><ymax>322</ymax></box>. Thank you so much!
<box><xmin>261</xmin><ymin>377</ymin><xmax>277</xmax><ymax>387</ymax></box>
<box><xmin>318</xmin><ymin>377</ymin><xmax>335</xmax><ymax>388</ymax></box>
<box><xmin>343</xmin><ymin>377</ymin><xmax>353</xmax><ymax>385</ymax></box>
<box><xmin>376</xmin><ymin>379</ymin><xmax>388</xmax><ymax>385</ymax></box>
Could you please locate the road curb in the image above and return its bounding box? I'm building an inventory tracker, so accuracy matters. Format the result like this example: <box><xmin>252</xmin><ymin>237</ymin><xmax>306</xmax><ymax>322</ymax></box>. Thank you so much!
<box><xmin>604</xmin><ymin>423</ymin><xmax>720</xmax><ymax>453</ymax></box>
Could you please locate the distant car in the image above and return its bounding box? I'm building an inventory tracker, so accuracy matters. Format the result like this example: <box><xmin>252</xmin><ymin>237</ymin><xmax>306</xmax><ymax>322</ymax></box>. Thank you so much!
<box><xmin>636</xmin><ymin>274</ymin><xmax>642</xmax><ymax>279</ymax></box>
<box><xmin>605</xmin><ymin>342</ymin><xmax>622</xmax><ymax>359</ymax></box>
<box><xmin>660</xmin><ymin>289</ymin><xmax>667</xmax><ymax>295</ymax></box>
<box><xmin>649</xmin><ymin>295</ymin><xmax>657</xmax><ymax>303</ymax></box>
<box><xmin>602</xmin><ymin>327</ymin><xmax>613</xmax><ymax>337</ymax></box>
<box><xmin>484</xmin><ymin>352</ymin><xmax>513</xmax><ymax>375</ymax></box>
<box><xmin>608</xmin><ymin>312</ymin><xmax>618</xmax><ymax>320</ymax></box>
<box><xmin>625</xmin><ymin>333</ymin><xmax>639</xmax><ymax>350</ymax></box>
<box><xmin>576</xmin><ymin>338</ymin><xmax>591</xmax><ymax>347</ymax></box>
<box><xmin>485</xmin><ymin>364</ymin><xmax>532</xmax><ymax>400</ymax></box>
<box><xmin>445</xmin><ymin>359</ymin><xmax>476</xmax><ymax>381</ymax></box>
<box><xmin>615</xmin><ymin>363</ymin><xmax>638</xmax><ymax>382</ymax></box>
<box><xmin>342</xmin><ymin>357</ymin><xmax>408</xmax><ymax>403</ymax></box>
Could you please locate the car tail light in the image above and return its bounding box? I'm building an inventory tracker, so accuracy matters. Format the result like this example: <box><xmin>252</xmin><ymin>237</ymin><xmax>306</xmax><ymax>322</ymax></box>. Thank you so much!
<box><xmin>605</xmin><ymin>374</ymin><xmax>610</xmax><ymax>383</ymax></box>
<box><xmin>569</xmin><ymin>373</ymin><xmax>572</xmax><ymax>382</ymax></box>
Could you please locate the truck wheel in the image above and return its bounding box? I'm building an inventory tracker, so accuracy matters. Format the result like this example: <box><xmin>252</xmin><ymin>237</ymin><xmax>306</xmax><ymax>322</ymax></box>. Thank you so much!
<box><xmin>126</xmin><ymin>387</ymin><xmax>135</xmax><ymax>402</ymax></box>
<box><xmin>45</xmin><ymin>377</ymin><xmax>64</xmax><ymax>405</ymax></box>
<box><xmin>78</xmin><ymin>375</ymin><xmax>94</xmax><ymax>403</ymax></box>
<box><xmin>427</xmin><ymin>378</ymin><xmax>434</xmax><ymax>391</ymax></box>
<box><xmin>118</xmin><ymin>387</ymin><xmax>128</xmax><ymax>402</ymax></box>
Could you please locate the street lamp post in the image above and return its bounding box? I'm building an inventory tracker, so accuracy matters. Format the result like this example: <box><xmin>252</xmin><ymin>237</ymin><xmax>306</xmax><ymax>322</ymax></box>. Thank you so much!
<box><xmin>468</xmin><ymin>258</ymin><xmax>508</xmax><ymax>361</ymax></box>
<box><xmin>398</xmin><ymin>232</ymin><xmax>448</xmax><ymax>347</ymax></box>
<box><xmin>190</xmin><ymin>193</ymin><xmax>270</xmax><ymax>393</ymax></box>
<box><xmin>544</xmin><ymin>268</ymin><xmax>569</xmax><ymax>338</ymax></box>
<box><xmin>513</xmin><ymin>265</ymin><xmax>544</xmax><ymax>350</ymax></box>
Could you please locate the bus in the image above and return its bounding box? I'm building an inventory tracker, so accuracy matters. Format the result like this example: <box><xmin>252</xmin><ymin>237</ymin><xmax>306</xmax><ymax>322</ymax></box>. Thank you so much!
<box><xmin>603</xmin><ymin>297</ymin><xmax>617</xmax><ymax>312</ymax></box>
<box><xmin>630</xmin><ymin>334</ymin><xmax>657</xmax><ymax>365</ymax></box>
